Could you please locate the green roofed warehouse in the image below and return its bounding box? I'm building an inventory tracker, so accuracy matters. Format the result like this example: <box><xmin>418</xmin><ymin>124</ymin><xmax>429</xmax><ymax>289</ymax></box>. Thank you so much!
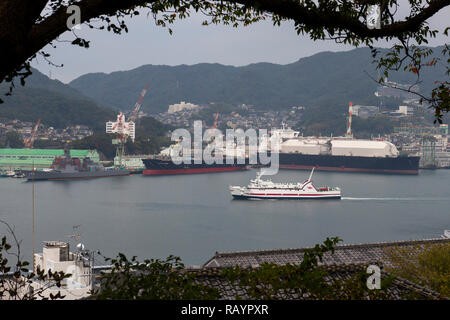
<box><xmin>0</xmin><ymin>148</ymin><xmax>100</xmax><ymax>171</ymax></box>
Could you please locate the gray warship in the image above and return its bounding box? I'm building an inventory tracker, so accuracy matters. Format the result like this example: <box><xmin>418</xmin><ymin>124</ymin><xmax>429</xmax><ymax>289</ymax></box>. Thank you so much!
<box><xmin>26</xmin><ymin>147</ymin><xmax>130</xmax><ymax>181</ymax></box>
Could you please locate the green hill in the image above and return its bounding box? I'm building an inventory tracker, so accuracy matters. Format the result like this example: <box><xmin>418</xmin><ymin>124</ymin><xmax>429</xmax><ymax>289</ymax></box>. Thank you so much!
<box><xmin>69</xmin><ymin>46</ymin><xmax>448</xmax><ymax>116</ymax></box>
<box><xmin>0</xmin><ymin>68</ymin><xmax>116</xmax><ymax>131</ymax></box>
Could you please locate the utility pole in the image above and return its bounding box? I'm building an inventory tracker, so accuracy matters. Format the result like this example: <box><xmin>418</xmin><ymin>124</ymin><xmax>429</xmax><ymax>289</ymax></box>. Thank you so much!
<box><xmin>32</xmin><ymin>161</ymin><xmax>35</xmax><ymax>272</ymax></box>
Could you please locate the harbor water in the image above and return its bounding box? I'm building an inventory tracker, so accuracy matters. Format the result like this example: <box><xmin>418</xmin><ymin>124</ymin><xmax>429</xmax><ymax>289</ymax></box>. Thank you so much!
<box><xmin>0</xmin><ymin>169</ymin><xmax>449</xmax><ymax>266</ymax></box>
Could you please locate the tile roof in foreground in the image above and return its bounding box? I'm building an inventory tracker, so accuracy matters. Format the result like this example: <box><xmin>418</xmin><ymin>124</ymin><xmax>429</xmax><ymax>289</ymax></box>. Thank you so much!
<box><xmin>184</xmin><ymin>263</ymin><xmax>443</xmax><ymax>300</ymax></box>
<box><xmin>195</xmin><ymin>238</ymin><xmax>449</xmax><ymax>300</ymax></box>
<box><xmin>90</xmin><ymin>238</ymin><xmax>448</xmax><ymax>300</ymax></box>
<box><xmin>203</xmin><ymin>238</ymin><xmax>450</xmax><ymax>268</ymax></box>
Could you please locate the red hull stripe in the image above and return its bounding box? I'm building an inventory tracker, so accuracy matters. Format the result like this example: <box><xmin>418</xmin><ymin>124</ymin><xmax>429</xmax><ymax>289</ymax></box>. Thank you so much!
<box><xmin>143</xmin><ymin>166</ymin><xmax>247</xmax><ymax>175</ymax></box>
<box><xmin>280</xmin><ymin>164</ymin><xmax>418</xmax><ymax>175</ymax></box>
<box><xmin>249</xmin><ymin>193</ymin><xmax>340</xmax><ymax>196</ymax></box>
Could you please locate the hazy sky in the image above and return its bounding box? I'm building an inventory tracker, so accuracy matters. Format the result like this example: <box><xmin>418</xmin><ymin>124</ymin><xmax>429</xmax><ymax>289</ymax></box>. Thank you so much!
<box><xmin>32</xmin><ymin>3</ymin><xmax>450</xmax><ymax>84</ymax></box>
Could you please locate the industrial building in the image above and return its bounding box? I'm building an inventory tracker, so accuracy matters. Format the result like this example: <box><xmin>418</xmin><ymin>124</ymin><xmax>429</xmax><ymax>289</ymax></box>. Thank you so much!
<box><xmin>0</xmin><ymin>148</ymin><xmax>100</xmax><ymax>171</ymax></box>
<box><xmin>167</xmin><ymin>101</ymin><xmax>200</xmax><ymax>114</ymax></box>
<box><xmin>113</xmin><ymin>155</ymin><xmax>146</xmax><ymax>171</ymax></box>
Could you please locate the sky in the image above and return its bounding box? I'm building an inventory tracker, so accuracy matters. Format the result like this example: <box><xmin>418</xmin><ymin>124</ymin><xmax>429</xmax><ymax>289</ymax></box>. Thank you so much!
<box><xmin>32</xmin><ymin>2</ymin><xmax>450</xmax><ymax>84</ymax></box>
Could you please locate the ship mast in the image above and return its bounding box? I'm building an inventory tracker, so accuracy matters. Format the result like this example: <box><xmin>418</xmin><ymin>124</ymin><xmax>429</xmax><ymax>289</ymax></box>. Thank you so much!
<box><xmin>308</xmin><ymin>167</ymin><xmax>315</xmax><ymax>182</ymax></box>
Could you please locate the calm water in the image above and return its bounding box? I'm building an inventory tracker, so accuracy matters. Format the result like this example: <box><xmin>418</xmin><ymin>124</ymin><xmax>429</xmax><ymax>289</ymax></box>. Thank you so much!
<box><xmin>0</xmin><ymin>169</ymin><xmax>449</xmax><ymax>266</ymax></box>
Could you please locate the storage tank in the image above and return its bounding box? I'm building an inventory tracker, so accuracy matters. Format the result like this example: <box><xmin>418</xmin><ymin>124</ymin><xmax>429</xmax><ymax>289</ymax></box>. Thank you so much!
<box><xmin>331</xmin><ymin>140</ymin><xmax>399</xmax><ymax>157</ymax></box>
<box><xmin>281</xmin><ymin>139</ymin><xmax>330</xmax><ymax>155</ymax></box>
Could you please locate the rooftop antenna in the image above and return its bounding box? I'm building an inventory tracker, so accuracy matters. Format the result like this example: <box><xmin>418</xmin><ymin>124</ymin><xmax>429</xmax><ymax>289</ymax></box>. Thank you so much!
<box><xmin>65</xmin><ymin>224</ymin><xmax>82</xmax><ymax>242</ymax></box>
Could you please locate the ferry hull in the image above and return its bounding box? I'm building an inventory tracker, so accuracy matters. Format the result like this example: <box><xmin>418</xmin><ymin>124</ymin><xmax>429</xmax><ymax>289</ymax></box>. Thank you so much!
<box><xmin>229</xmin><ymin>186</ymin><xmax>341</xmax><ymax>200</ymax></box>
<box><xmin>229</xmin><ymin>167</ymin><xmax>341</xmax><ymax>200</ymax></box>
<box><xmin>231</xmin><ymin>194</ymin><xmax>341</xmax><ymax>200</ymax></box>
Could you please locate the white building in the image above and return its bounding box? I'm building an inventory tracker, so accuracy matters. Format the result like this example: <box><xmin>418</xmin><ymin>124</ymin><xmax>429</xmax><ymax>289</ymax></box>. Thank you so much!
<box><xmin>31</xmin><ymin>241</ymin><xmax>94</xmax><ymax>299</ymax></box>
<box><xmin>397</xmin><ymin>105</ymin><xmax>414</xmax><ymax>116</ymax></box>
<box><xmin>113</xmin><ymin>155</ymin><xmax>145</xmax><ymax>169</ymax></box>
<box><xmin>352</xmin><ymin>105</ymin><xmax>380</xmax><ymax>119</ymax></box>
<box><xmin>167</xmin><ymin>101</ymin><xmax>199</xmax><ymax>114</ymax></box>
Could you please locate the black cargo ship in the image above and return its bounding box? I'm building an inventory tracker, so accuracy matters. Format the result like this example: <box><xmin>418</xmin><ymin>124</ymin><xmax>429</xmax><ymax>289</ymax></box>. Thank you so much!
<box><xmin>142</xmin><ymin>158</ymin><xmax>247</xmax><ymax>175</ymax></box>
<box><xmin>278</xmin><ymin>153</ymin><xmax>420</xmax><ymax>175</ymax></box>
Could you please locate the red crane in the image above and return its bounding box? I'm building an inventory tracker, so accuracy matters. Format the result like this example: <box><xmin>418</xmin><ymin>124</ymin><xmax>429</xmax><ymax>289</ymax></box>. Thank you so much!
<box><xmin>130</xmin><ymin>82</ymin><xmax>150</xmax><ymax>122</ymax></box>
<box><xmin>212</xmin><ymin>111</ymin><xmax>219</xmax><ymax>129</ymax></box>
<box><xmin>24</xmin><ymin>119</ymin><xmax>40</xmax><ymax>148</ymax></box>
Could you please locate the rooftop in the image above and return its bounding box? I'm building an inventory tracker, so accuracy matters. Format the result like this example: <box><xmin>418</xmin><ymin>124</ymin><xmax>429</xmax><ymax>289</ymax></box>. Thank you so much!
<box><xmin>184</xmin><ymin>263</ymin><xmax>442</xmax><ymax>300</ymax></box>
<box><xmin>203</xmin><ymin>238</ymin><xmax>450</xmax><ymax>268</ymax></box>
<box><xmin>0</xmin><ymin>148</ymin><xmax>97</xmax><ymax>157</ymax></box>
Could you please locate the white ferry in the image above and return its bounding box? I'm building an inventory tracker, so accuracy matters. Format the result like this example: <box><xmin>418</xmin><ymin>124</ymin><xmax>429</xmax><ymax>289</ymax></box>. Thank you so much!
<box><xmin>229</xmin><ymin>168</ymin><xmax>341</xmax><ymax>200</ymax></box>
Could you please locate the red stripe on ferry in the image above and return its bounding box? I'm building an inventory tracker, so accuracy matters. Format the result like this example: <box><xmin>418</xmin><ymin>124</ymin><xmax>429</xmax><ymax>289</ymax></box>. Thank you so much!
<box><xmin>249</xmin><ymin>193</ymin><xmax>340</xmax><ymax>196</ymax></box>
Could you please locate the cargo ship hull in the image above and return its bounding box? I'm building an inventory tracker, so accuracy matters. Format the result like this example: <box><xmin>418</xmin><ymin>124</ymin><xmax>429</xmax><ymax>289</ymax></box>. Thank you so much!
<box><xmin>278</xmin><ymin>153</ymin><xmax>420</xmax><ymax>175</ymax></box>
<box><xmin>142</xmin><ymin>159</ymin><xmax>247</xmax><ymax>175</ymax></box>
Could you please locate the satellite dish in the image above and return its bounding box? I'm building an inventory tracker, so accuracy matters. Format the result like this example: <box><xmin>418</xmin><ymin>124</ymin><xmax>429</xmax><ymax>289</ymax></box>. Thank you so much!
<box><xmin>76</xmin><ymin>243</ymin><xmax>85</xmax><ymax>251</ymax></box>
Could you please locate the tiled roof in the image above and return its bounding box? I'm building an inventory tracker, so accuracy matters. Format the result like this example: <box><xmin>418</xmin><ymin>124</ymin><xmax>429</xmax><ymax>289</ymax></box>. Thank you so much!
<box><xmin>186</xmin><ymin>263</ymin><xmax>442</xmax><ymax>300</ymax></box>
<box><xmin>89</xmin><ymin>263</ymin><xmax>443</xmax><ymax>300</ymax></box>
<box><xmin>203</xmin><ymin>238</ymin><xmax>450</xmax><ymax>268</ymax></box>
<box><xmin>89</xmin><ymin>238</ymin><xmax>448</xmax><ymax>300</ymax></box>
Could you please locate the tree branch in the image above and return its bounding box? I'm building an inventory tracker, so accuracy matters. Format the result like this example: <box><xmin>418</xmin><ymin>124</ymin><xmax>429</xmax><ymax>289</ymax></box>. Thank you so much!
<box><xmin>226</xmin><ymin>0</ymin><xmax>450</xmax><ymax>38</ymax></box>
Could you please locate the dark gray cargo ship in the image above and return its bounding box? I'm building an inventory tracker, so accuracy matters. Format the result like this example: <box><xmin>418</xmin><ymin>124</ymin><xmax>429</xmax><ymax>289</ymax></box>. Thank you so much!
<box><xmin>26</xmin><ymin>148</ymin><xmax>130</xmax><ymax>181</ymax></box>
<box><xmin>278</xmin><ymin>153</ymin><xmax>420</xmax><ymax>174</ymax></box>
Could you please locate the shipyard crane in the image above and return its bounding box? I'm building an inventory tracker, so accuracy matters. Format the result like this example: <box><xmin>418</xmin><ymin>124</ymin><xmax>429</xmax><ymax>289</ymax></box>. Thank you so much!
<box><xmin>24</xmin><ymin>119</ymin><xmax>40</xmax><ymax>148</ymax></box>
<box><xmin>205</xmin><ymin>112</ymin><xmax>220</xmax><ymax>144</ymax></box>
<box><xmin>129</xmin><ymin>82</ymin><xmax>150</xmax><ymax>123</ymax></box>
<box><xmin>212</xmin><ymin>111</ymin><xmax>219</xmax><ymax>129</ymax></box>
<box><xmin>346</xmin><ymin>102</ymin><xmax>353</xmax><ymax>138</ymax></box>
<box><xmin>106</xmin><ymin>112</ymin><xmax>135</xmax><ymax>168</ymax></box>
<box><xmin>106</xmin><ymin>83</ymin><xmax>150</xmax><ymax>168</ymax></box>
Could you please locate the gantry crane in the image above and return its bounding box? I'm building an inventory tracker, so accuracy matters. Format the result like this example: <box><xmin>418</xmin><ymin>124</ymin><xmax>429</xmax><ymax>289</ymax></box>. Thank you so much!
<box><xmin>106</xmin><ymin>83</ymin><xmax>149</xmax><ymax>167</ymax></box>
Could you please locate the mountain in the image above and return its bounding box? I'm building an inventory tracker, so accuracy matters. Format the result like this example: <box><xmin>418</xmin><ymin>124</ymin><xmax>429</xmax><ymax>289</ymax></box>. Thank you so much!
<box><xmin>0</xmin><ymin>68</ymin><xmax>116</xmax><ymax>131</ymax></box>
<box><xmin>69</xmin><ymin>46</ymin><xmax>448</xmax><ymax>115</ymax></box>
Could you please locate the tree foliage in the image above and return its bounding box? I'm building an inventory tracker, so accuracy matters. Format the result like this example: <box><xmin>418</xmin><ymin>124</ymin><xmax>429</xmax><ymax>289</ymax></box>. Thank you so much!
<box><xmin>0</xmin><ymin>131</ymin><xmax>25</xmax><ymax>148</ymax></box>
<box><xmin>90</xmin><ymin>237</ymin><xmax>428</xmax><ymax>300</ymax></box>
<box><xmin>384</xmin><ymin>242</ymin><xmax>450</xmax><ymax>297</ymax></box>
<box><xmin>91</xmin><ymin>254</ymin><xmax>220</xmax><ymax>299</ymax></box>
<box><xmin>0</xmin><ymin>0</ymin><xmax>449</xmax><ymax>121</ymax></box>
